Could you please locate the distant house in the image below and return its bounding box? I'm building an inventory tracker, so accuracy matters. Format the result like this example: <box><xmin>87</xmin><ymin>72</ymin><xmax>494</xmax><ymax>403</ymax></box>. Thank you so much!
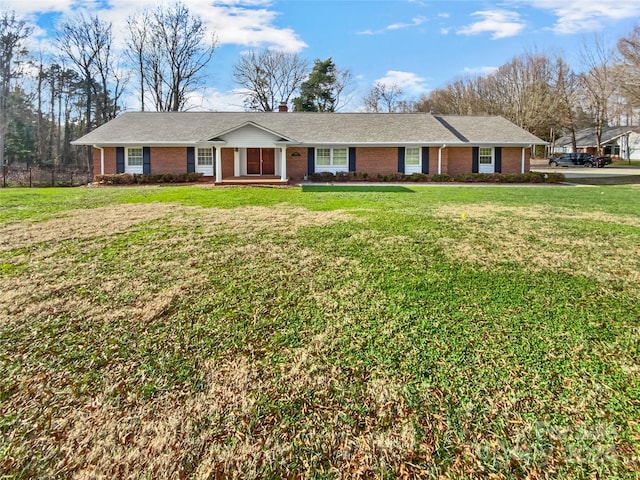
<box><xmin>552</xmin><ymin>126</ymin><xmax>640</xmax><ymax>161</ymax></box>
<box><xmin>72</xmin><ymin>110</ymin><xmax>545</xmax><ymax>184</ymax></box>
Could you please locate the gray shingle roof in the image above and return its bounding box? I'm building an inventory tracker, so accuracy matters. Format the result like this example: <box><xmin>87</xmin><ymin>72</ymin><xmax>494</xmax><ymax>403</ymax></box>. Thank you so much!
<box><xmin>72</xmin><ymin>111</ymin><xmax>545</xmax><ymax>147</ymax></box>
<box><xmin>555</xmin><ymin>126</ymin><xmax>640</xmax><ymax>148</ymax></box>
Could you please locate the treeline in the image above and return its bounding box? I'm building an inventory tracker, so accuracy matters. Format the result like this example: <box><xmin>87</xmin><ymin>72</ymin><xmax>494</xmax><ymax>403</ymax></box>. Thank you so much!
<box><xmin>0</xmin><ymin>2</ymin><xmax>351</xmax><ymax>168</ymax></box>
<box><xmin>1</xmin><ymin>2</ymin><xmax>639</xmax><ymax>167</ymax></box>
<box><xmin>365</xmin><ymin>31</ymin><xmax>640</xmax><ymax>151</ymax></box>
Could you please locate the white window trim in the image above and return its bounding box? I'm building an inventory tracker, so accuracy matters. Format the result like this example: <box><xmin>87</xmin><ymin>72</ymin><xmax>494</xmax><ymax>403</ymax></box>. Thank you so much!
<box><xmin>404</xmin><ymin>146</ymin><xmax>422</xmax><ymax>174</ymax></box>
<box><xmin>196</xmin><ymin>147</ymin><xmax>214</xmax><ymax>176</ymax></box>
<box><xmin>478</xmin><ymin>146</ymin><xmax>495</xmax><ymax>173</ymax></box>
<box><xmin>315</xmin><ymin>147</ymin><xmax>348</xmax><ymax>174</ymax></box>
<box><xmin>125</xmin><ymin>147</ymin><xmax>144</xmax><ymax>174</ymax></box>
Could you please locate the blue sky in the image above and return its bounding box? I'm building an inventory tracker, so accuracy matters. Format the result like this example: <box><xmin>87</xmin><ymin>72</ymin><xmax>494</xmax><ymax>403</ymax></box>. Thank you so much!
<box><xmin>4</xmin><ymin>0</ymin><xmax>640</xmax><ymax>111</ymax></box>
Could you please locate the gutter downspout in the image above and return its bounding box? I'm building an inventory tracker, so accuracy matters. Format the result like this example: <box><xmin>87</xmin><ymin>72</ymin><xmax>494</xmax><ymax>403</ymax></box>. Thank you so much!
<box><xmin>94</xmin><ymin>145</ymin><xmax>104</xmax><ymax>176</ymax></box>
<box><xmin>438</xmin><ymin>145</ymin><xmax>446</xmax><ymax>175</ymax></box>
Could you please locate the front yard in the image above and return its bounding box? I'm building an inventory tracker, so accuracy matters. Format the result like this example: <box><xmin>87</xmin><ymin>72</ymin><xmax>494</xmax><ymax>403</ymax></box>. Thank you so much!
<box><xmin>1</xmin><ymin>184</ymin><xmax>639</xmax><ymax>478</ymax></box>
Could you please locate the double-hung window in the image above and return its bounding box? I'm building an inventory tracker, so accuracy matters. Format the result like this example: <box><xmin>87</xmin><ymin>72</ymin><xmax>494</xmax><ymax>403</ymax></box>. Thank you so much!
<box><xmin>479</xmin><ymin>147</ymin><xmax>493</xmax><ymax>165</ymax></box>
<box><xmin>126</xmin><ymin>147</ymin><xmax>143</xmax><ymax>174</ymax></box>
<box><xmin>196</xmin><ymin>147</ymin><xmax>214</xmax><ymax>176</ymax></box>
<box><xmin>197</xmin><ymin>147</ymin><xmax>213</xmax><ymax>166</ymax></box>
<box><xmin>315</xmin><ymin>147</ymin><xmax>348</xmax><ymax>173</ymax></box>
<box><xmin>405</xmin><ymin>147</ymin><xmax>421</xmax><ymax>174</ymax></box>
<box><xmin>478</xmin><ymin>147</ymin><xmax>494</xmax><ymax>173</ymax></box>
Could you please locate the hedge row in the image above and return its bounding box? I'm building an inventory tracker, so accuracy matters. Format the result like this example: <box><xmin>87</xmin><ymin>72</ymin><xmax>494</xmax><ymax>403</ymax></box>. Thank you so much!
<box><xmin>93</xmin><ymin>172</ymin><xmax>203</xmax><ymax>184</ymax></box>
<box><xmin>308</xmin><ymin>171</ymin><xmax>566</xmax><ymax>184</ymax></box>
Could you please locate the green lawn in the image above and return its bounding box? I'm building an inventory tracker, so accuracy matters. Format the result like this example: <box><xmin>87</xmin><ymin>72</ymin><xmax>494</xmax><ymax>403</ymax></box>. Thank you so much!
<box><xmin>1</xmin><ymin>184</ymin><xmax>639</xmax><ymax>478</ymax></box>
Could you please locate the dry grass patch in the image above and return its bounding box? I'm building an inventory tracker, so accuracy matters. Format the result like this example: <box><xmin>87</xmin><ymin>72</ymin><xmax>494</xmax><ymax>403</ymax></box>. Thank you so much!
<box><xmin>433</xmin><ymin>203</ymin><xmax>640</xmax><ymax>286</ymax></box>
<box><xmin>0</xmin><ymin>203</ymin><xmax>179</xmax><ymax>252</ymax></box>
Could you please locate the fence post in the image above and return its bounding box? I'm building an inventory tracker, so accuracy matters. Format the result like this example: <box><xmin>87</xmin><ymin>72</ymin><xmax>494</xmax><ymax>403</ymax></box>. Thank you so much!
<box><xmin>29</xmin><ymin>167</ymin><xmax>32</xmax><ymax>188</ymax></box>
<box><xmin>51</xmin><ymin>167</ymin><xmax>55</xmax><ymax>187</ymax></box>
<box><xmin>2</xmin><ymin>165</ymin><xmax>6</xmax><ymax>188</ymax></box>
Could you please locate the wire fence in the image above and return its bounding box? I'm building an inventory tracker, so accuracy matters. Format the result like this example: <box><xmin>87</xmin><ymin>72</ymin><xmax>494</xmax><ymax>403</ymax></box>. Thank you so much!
<box><xmin>1</xmin><ymin>164</ymin><xmax>91</xmax><ymax>188</ymax></box>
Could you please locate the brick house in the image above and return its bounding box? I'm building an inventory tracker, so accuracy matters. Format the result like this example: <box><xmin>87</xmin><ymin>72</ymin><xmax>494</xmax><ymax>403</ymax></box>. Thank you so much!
<box><xmin>552</xmin><ymin>126</ymin><xmax>640</xmax><ymax>161</ymax></box>
<box><xmin>72</xmin><ymin>111</ymin><xmax>545</xmax><ymax>184</ymax></box>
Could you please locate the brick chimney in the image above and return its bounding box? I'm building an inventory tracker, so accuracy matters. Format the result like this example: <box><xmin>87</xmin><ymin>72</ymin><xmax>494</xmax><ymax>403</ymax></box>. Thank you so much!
<box><xmin>278</xmin><ymin>102</ymin><xmax>288</xmax><ymax>112</ymax></box>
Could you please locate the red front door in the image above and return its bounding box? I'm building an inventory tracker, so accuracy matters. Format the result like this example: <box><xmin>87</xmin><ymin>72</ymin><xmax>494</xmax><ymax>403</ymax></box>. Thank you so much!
<box><xmin>262</xmin><ymin>148</ymin><xmax>275</xmax><ymax>175</ymax></box>
<box><xmin>247</xmin><ymin>148</ymin><xmax>261</xmax><ymax>174</ymax></box>
<box><xmin>246</xmin><ymin>148</ymin><xmax>275</xmax><ymax>175</ymax></box>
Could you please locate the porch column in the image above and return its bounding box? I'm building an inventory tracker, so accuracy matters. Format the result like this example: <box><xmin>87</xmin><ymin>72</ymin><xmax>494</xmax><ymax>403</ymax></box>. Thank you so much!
<box><xmin>280</xmin><ymin>146</ymin><xmax>287</xmax><ymax>181</ymax></box>
<box><xmin>438</xmin><ymin>145</ymin><xmax>445</xmax><ymax>175</ymax></box>
<box><xmin>521</xmin><ymin>147</ymin><xmax>526</xmax><ymax>173</ymax></box>
<box><xmin>215</xmin><ymin>146</ymin><xmax>222</xmax><ymax>183</ymax></box>
<box><xmin>234</xmin><ymin>148</ymin><xmax>240</xmax><ymax>176</ymax></box>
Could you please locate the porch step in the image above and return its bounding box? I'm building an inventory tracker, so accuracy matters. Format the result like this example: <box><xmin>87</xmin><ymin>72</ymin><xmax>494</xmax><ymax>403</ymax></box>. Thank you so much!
<box><xmin>216</xmin><ymin>176</ymin><xmax>288</xmax><ymax>185</ymax></box>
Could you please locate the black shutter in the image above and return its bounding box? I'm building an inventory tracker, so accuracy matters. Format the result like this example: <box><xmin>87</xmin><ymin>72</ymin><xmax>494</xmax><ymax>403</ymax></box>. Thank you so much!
<box><xmin>143</xmin><ymin>147</ymin><xmax>151</xmax><ymax>174</ymax></box>
<box><xmin>116</xmin><ymin>147</ymin><xmax>125</xmax><ymax>173</ymax></box>
<box><xmin>495</xmin><ymin>147</ymin><xmax>502</xmax><ymax>173</ymax></box>
<box><xmin>349</xmin><ymin>147</ymin><xmax>356</xmax><ymax>172</ymax></box>
<box><xmin>307</xmin><ymin>147</ymin><xmax>315</xmax><ymax>175</ymax></box>
<box><xmin>422</xmin><ymin>146</ymin><xmax>429</xmax><ymax>174</ymax></box>
<box><xmin>398</xmin><ymin>147</ymin><xmax>405</xmax><ymax>173</ymax></box>
<box><xmin>187</xmin><ymin>147</ymin><xmax>195</xmax><ymax>173</ymax></box>
<box><xmin>472</xmin><ymin>147</ymin><xmax>479</xmax><ymax>173</ymax></box>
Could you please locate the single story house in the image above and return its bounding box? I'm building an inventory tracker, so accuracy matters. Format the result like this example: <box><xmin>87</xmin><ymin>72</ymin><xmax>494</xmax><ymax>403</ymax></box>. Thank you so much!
<box><xmin>552</xmin><ymin>126</ymin><xmax>640</xmax><ymax>161</ymax></box>
<box><xmin>72</xmin><ymin>111</ymin><xmax>545</xmax><ymax>184</ymax></box>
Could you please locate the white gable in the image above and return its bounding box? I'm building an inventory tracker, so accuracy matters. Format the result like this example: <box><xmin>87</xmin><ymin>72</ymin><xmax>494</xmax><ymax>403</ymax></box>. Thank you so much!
<box><xmin>218</xmin><ymin>124</ymin><xmax>283</xmax><ymax>147</ymax></box>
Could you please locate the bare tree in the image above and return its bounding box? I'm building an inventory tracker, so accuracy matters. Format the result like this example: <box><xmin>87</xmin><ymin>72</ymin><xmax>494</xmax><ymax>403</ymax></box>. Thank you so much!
<box><xmin>617</xmin><ymin>25</ymin><xmax>640</xmax><ymax>110</ymax></box>
<box><xmin>233</xmin><ymin>50</ymin><xmax>308</xmax><ymax>111</ymax></box>
<box><xmin>580</xmin><ymin>35</ymin><xmax>617</xmax><ymax>154</ymax></box>
<box><xmin>552</xmin><ymin>56</ymin><xmax>580</xmax><ymax>152</ymax></box>
<box><xmin>363</xmin><ymin>81</ymin><xmax>404</xmax><ymax>112</ymax></box>
<box><xmin>126</xmin><ymin>11</ymin><xmax>151</xmax><ymax>111</ymax></box>
<box><xmin>419</xmin><ymin>52</ymin><xmax>581</xmax><ymax>142</ymax></box>
<box><xmin>92</xmin><ymin>24</ymin><xmax>126</xmax><ymax>124</ymax></box>
<box><xmin>57</xmin><ymin>14</ymin><xmax>118</xmax><ymax>131</ymax></box>
<box><xmin>0</xmin><ymin>10</ymin><xmax>32</xmax><ymax>166</ymax></box>
<box><xmin>127</xmin><ymin>2</ymin><xmax>217</xmax><ymax>111</ymax></box>
<box><xmin>57</xmin><ymin>13</ymin><xmax>123</xmax><ymax>174</ymax></box>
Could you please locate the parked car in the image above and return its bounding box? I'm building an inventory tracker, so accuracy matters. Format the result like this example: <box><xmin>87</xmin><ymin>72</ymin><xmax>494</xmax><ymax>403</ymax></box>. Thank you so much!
<box><xmin>593</xmin><ymin>156</ymin><xmax>612</xmax><ymax>168</ymax></box>
<box><xmin>548</xmin><ymin>153</ymin><xmax>594</xmax><ymax>167</ymax></box>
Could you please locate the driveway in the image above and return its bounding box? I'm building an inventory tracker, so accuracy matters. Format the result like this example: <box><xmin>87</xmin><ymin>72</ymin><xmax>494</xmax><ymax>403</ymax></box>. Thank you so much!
<box><xmin>531</xmin><ymin>162</ymin><xmax>640</xmax><ymax>183</ymax></box>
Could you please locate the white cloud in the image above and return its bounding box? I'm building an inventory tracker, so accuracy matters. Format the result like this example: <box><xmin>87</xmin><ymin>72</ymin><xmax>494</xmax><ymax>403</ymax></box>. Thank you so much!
<box><xmin>2</xmin><ymin>0</ymin><xmax>307</xmax><ymax>52</ymax></box>
<box><xmin>457</xmin><ymin>9</ymin><xmax>526</xmax><ymax>39</ymax></box>
<box><xmin>440</xmin><ymin>27</ymin><xmax>450</xmax><ymax>35</ymax></box>
<box><xmin>375</xmin><ymin>70</ymin><xmax>429</xmax><ymax>97</ymax></box>
<box><xmin>515</xmin><ymin>0</ymin><xmax>640</xmax><ymax>34</ymax></box>
<box><xmin>119</xmin><ymin>85</ymin><xmax>247</xmax><ymax>112</ymax></box>
<box><xmin>0</xmin><ymin>0</ymin><xmax>76</xmax><ymax>15</ymax></box>
<box><xmin>438</xmin><ymin>13</ymin><xmax>450</xmax><ymax>19</ymax></box>
<box><xmin>387</xmin><ymin>15</ymin><xmax>427</xmax><ymax>30</ymax></box>
<box><xmin>183</xmin><ymin>87</ymin><xmax>248</xmax><ymax>111</ymax></box>
<box><xmin>358</xmin><ymin>15</ymin><xmax>428</xmax><ymax>35</ymax></box>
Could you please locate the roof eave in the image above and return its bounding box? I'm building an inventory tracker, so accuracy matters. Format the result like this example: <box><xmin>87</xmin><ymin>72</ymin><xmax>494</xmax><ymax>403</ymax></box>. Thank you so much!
<box><xmin>73</xmin><ymin>141</ymin><xmax>226</xmax><ymax>147</ymax></box>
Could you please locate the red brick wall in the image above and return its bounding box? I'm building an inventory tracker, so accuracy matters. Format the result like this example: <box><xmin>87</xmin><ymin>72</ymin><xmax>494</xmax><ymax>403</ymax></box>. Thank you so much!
<box><xmin>93</xmin><ymin>145</ymin><xmax>533</xmax><ymax>179</ymax></box>
<box><xmin>93</xmin><ymin>147</ymin><xmax>117</xmax><ymax>175</ymax></box>
<box><xmin>427</xmin><ymin>147</ymin><xmax>439</xmax><ymax>174</ymax></box>
<box><xmin>501</xmin><ymin>147</ymin><xmax>527</xmax><ymax>174</ymax></box>
<box><xmin>286</xmin><ymin>147</ymin><xmax>308</xmax><ymax>181</ymax></box>
<box><xmin>221</xmin><ymin>148</ymin><xmax>234</xmax><ymax>178</ymax></box>
<box><xmin>355</xmin><ymin>147</ymin><xmax>398</xmax><ymax>176</ymax></box>
<box><xmin>150</xmin><ymin>147</ymin><xmax>187</xmax><ymax>174</ymax></box>
<box><xmin>446</xmin><ymin>148</ymin><xmax>472</xmax><ymax>176</ymax></box>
